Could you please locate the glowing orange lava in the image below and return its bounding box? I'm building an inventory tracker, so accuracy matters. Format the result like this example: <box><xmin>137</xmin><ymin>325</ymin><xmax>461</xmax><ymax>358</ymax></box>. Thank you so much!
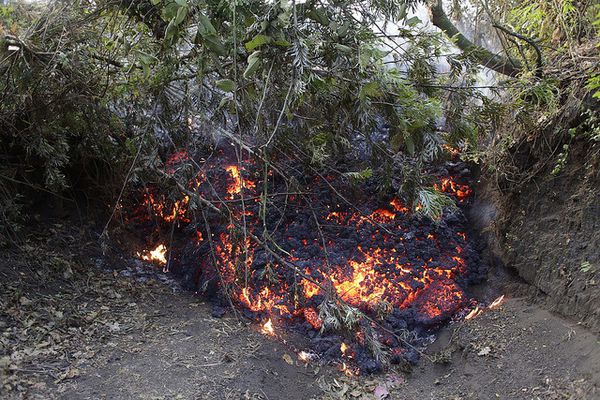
<box><xmin>225</xmin><ymin>165</ymin><xmax>256</xmax><ymax>199</ymax></box>
<box><xmin>130</xmin><ymin>150</ymin><xmax>478</xmax><ymax>355</ymax></box>
<box><xmin>434</xmin><ymin>177</ymin><xmax>472</xmax><ymax>202</ymax></box>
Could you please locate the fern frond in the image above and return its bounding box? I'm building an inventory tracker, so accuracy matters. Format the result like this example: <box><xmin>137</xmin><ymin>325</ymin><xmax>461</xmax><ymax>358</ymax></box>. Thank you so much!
<box><xmin>416</xmin><ymin>188</ymin><xmax>456</xmax><ymax>220</ymax></box>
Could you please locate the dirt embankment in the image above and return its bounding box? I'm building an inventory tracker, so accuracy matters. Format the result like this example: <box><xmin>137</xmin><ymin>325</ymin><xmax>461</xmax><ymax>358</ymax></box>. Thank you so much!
<box><xmin>476</xmin><ymin>137</ymin><xmax>600</xmax><ymax>333</ymax></box>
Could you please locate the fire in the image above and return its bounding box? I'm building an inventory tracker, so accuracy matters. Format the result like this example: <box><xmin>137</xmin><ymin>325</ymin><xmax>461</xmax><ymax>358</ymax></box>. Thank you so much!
<box><xmin>442</xmin><ymin>144</ymin><xmax>461</xmax><ymax>158</ymax></box>
<box><xmin>298</xmin><ymin>351</ymin><xmax>315</xmax><ymax>363</ymax></box>
<box><xmin>434</xmin><ymin>177</ymin><xmax>472</xmax><ymax>202</ymax></box>
<box><xmin>225</xmin><ymin>165</ymin><xmax>256</xmax><ymax>199</ymax></box>
<box><xmin>139</xmin><ymin>244</ymin><xmax>167</xmax><ymax>265</ymax></box>
<box><xmin>141</xmin><ymin>193</ymin><xmax>190</xmax><ymax>224</ymax></box>
<box><xmin>225</xmin><ymin>165</ymin><xmax>242</xmax><ymax>197</ymax></box>
<box><xmin>302</xmin><ymin>278</ymin><xmax>320</xmax><ymax>298</ymax></box>
<box><xmin>488</xmin><ymin>295</ymin><xmax>505</xmax><ymax>309</ymax></box>
<box><xmin>165</xmin><ymin>150</ymin><xmax>190</xmax><ymax>174</ymax></box>
<box><xmin>340</xmin><ymin>342</ymin><xmax>354</xmax><ymax>359</ymax></box>
<box><xmin>261</xmin><ymin>318</ymin><xmax>275</xmax><ymax>335</ymax></box>
<box><xmin>303</xmin><ymin>307</ymin><xmax>323</xmax><ymax>330</ymax></box>
<box><xmin>464</xmin><ymin>295</ymin><xmax>505</xmax><ymax>321</ymax></box>
<box><xmin>390</xmin><ymin>198</ymin><xmax>409</xmax><ymax>213</ymax></box>
<box><xmin>465</xmin><ymin>306</ymin><xmax>481</xmax><ymax>320</ymax></box>
<box><xmin>129</xmin><ymin>148</ymin><xmax>481</xmax><ymax>368</ymax></box>
<box><xmin>340</xmin><ymin>362</ymin><xmax>358</xmax><ymax>376</ymax></box>
<box><xmin>340</xmin><ymin>342</ymin><xmax>348</xmax><ymax>355</ymax></box>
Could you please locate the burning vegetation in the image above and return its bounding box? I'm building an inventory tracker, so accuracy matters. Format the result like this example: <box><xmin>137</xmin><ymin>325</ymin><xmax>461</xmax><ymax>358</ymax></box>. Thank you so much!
<box><xmin>127</xmin><ymin>146</ymin><xmax>485</xmax><ymax>373</ymax></box>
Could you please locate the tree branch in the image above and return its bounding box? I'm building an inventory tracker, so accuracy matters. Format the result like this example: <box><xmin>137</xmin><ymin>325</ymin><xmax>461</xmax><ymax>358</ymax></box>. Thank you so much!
<box><xmin>428</xmin><ymin>0</ymin><xmax>522</xmax><ymax>77</ymax></box>
<box><xmin>493</xmin><ymin>23</ymin><xmax>543</xmax><ymax>78</ymax></box>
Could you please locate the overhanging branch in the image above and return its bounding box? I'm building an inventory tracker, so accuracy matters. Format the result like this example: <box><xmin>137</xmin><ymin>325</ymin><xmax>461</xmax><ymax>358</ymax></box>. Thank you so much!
<box><xmin>428</xmin><ymin>0</ymin><xmax>522</xmax><ymax>78</ymax></box>
<box><xmin>493</xmin><ymin>23</ymin><xmax>544</xmax><ymax>78</ymax></box>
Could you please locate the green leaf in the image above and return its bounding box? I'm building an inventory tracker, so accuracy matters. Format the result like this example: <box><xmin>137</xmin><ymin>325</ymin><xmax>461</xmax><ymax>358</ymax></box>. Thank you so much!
<box><xmin>161</xmin><ymin>2</ymin><xmax>179</xmax><ymax>21</ymax></box>
<box><xmin>217</xmin><ymin>96</ymin><xmax>230</xmax><ymax>111</ymax></box>
<box><xmin>343</xmin><ymin>168</ymin><xmax>373</xmax><ymax>181</ymax></box>
<box><xmin>307</xmin><ymin>8</ymin><xmax>329</xmax><ymax>26</ymax></box>
<box><xmin>215</xmin><ymin>79</ymin><xmax>236</xmax><ymax>92</ymax></box>
<box><xmin>244</xmin><ymin>51</ymin><xmax>262</xmax><ymax>79</ymax></box>
<box><xmin>390</xmin><ymin>133</ymin><xmax>403</xmax><ymax>152</ymax></box>
<box><xmin>150</xmin><ymin>0</ymin><xmax>161</xmax><ymax>5</ymax></box>
<box><xmin>334</xmin><ymin>44</ymin><xmax>352</xmax><ymax>53</ymax></box>
<box><xmin>204</xmin><ymin>35</ymin><xmax>227</xmax><ymax>56</ymax></box>
<box><xmin>337</xmin><ymin>21</ymin><xmax>350</xmax><ymax>37</ymax></box>
<box><xmin>197</xmin><ymin>13</ymin><xmax>217</xmax><ymax>37</ymax></box>
<box><xmin>280</xmin><ymin>0</ymin><xmax>291</xmax><ymax>11</ymax></box>
<box><xmin>277</xmin><ymin>10</ymin><xmax>292</xmax><ymax>27</ymax></box>
<box><xmin>142</xmin><ymin>63</ymin><xmax>151</xmax><ymax>79</ymax></box>
<box><xmin>174</xmin><ymin>0</ymin><xmax>186</xmax><ymax>6</ymax></box>
<box><xmin>406</xmin><ymin>16</ymin><xmax>421</xmax><ymax>27</ymax></box>
<box><xmin>245</xmin><ymin>34</ymin><xmax>271</xmax><ymax>52</ymax></box>
<box><xmin>405</xmin><ymin>135</ymin><xmax>415</xmax><ymax>155</ymax></box>
<box><xmin>417</xmin><ymin>188</ymin><xmax>455</xmax><ymax>220</ymax></box>
<box><xmin>397</xmin><ymin>4</ymin><xmax>407</xmax><ymax>20</ymax></box>
<box><xmin>359</xmin><ymin>81</ymin><xmax>381</xmax><ymax>99</ymax></box>
<box><xmin>174</xmin><ymin>6</ymin><xmax>187</xmax><ymax>25</ymax></box>
<box><xmin>165</xmin><ymin>19</ymin><xmax>178</xmax><ymax>42</ymax></box>
<box><xmin>272</xmin><ymin>39</ymin><xmax>291</xmax><ymax>47</ymax></box>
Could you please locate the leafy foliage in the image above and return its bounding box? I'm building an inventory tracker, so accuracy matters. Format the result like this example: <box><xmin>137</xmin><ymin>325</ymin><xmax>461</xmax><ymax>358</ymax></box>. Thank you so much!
<box><xmin>2</xmin><ymin>0</ymin><xmax>596</xmax><ymax>234</ymax></box>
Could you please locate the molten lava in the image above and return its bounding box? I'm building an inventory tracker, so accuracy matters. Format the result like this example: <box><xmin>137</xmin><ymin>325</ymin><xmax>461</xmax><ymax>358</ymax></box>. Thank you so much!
<box><xmin>225</xmin><ymin>165</ymin><xmax>256</xmax><ymax>199</ymax></box>
<box><xmin>127</xmin><ymin>147</ymin><xmax>484</xmax><ymax>371</ymax></box>
<box><xmin>434</xmin><ymin>177</ymin><xmax>473</xmax><ymax>202</ymax></box>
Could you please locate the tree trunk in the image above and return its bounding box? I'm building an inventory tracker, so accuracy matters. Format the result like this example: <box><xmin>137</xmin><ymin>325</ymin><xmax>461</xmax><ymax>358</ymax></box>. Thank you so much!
<box><xmin>428</xmin><ymin>0</ymin><xmax>522</xmax><ymax>78</ymax></box>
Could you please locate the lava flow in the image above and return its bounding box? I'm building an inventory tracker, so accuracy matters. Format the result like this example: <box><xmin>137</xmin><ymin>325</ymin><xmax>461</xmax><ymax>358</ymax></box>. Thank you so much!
<box><xmin>128</xmin><ymin>147</ymin><xmax>485</xmax><ymax>372</ymax></box>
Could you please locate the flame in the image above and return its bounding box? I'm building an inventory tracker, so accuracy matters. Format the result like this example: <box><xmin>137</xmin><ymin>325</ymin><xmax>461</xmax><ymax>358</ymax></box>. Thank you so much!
<box><xmin>141</xmin><ymin>193</ymin><xmax>190</xmax><ymax>223</ymax></box>
<box><xmin>326</xmin><ymin>211</ymin><xmax>344</xmax><ymax>222</ymax></box>
<box><xmin>442</xmin><ymin>144</ymin><xmax>461</xmax><ymax>157</ymax></box>
<box><xmin>261</xmin><ymin>318</ymin><xmax>275</xmax><ymax>335</ymax></box>
<box><xmin>301</xmin><ymin>278</ymin><xmax>320</xmax><ymax>298</ymax></box>
<box><xmin>298</xmin><ymin>351</ymin><xmax>314</xmax><ymax>363</ymax></box>
<box><xmin>434</xmin><ymin>177</ymin><xmax>472</xmax><ymax>202</ymax></box>
<box><xmin>225</xmin><ymin>165</ymin><xmax>242</xmax><ymax>197</ymax></box>
<box><xmin>340</xmin><ymin>362</ymin><xmax>358</xmax><ymax>376</ymax></box>
<box><xmin>465</xmin><ymin>306</ymin><xmax>481</xmax><ymax>320</ymax></box>
<box><xmin>340</xmin><ymin>342</ymin><xmax>353</xmax><ymax>359</ymax></box>
<box><xmin>130</xmin><ymin>150</ymin><xmax>477</xmax><ymax>360</ymax></box>
<box><xmin>139</xmin><ymin>244</ymin><xmax>167</xmax><ymax>265</ymax></box>
<box><xmin>488</xmin><ymin>295</ymin><xmax>505</xmax><ymax>309</ymax></box>
<box><xmin>225</xmin><ymin>165</ymin><xmax>256</xmax><ymax>199</ymax></box>
<box><xmin>464</xmin><ymin>295</ymin><xmax>505</xmax><ymax>321</ymax></box>
<box><xmin>164</xmin><ymin>150</ymin><xmax>190</xmax><ymax>174</ymax></box>
<box><xmin>340</xmin><ymin>342</ymin><xmax>348</xmax><ymax>354</ymax></box>
<box><xmin>390</xmin><ymin>198</ymin><xmax>409</xmax><ymax>213</ymax></box>
<box><xmin>303</xmin><ymin>307</ymin><xmax>323</xmax><ymax>330</ymax></box>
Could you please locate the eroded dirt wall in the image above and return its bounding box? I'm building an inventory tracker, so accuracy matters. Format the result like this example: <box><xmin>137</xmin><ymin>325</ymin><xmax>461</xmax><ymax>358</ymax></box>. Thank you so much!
<box><xmin>479</xmin><ymin>141</ymin><xmax>600</xmax><ymax>332</ymax></box>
